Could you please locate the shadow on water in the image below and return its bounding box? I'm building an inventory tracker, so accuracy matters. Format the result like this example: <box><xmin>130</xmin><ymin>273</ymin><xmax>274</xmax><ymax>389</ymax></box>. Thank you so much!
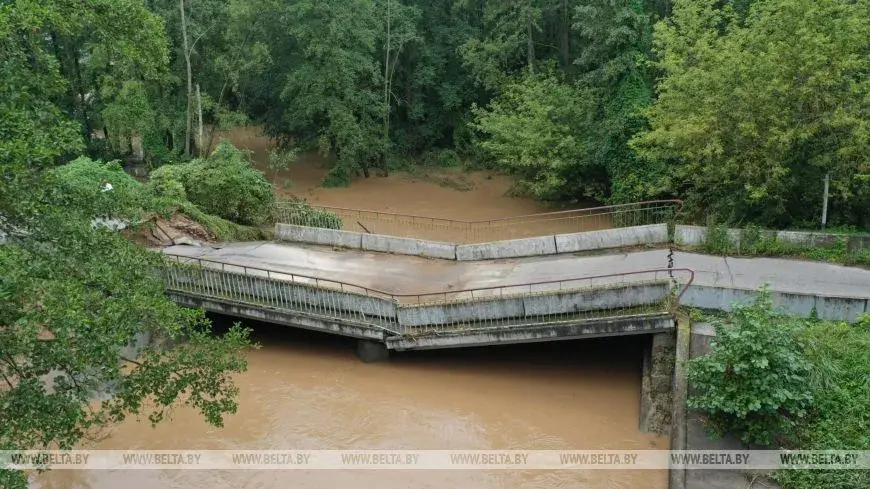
<box><xmin>207</xmin><ymin>312</ymin><xmax>648</xmax><ymax>376</ymax></box>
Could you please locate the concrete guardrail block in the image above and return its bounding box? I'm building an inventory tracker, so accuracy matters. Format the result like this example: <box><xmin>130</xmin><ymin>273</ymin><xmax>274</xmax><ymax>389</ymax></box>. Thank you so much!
<box><xmin>813</xmin><ymin>296</ymin><xmax>868</xmax><ymax>323</ymax></box>
<box><xmin>455</xmin><ymin>236</ymin><xmax>557</xmax><ymax>261</ymax></box>
<box><xmin>673</xmin><ymin>225</ymin><xmax>745</xmax><ymax>247</ymax></box>
<box><xmin>679</xmin><ymin>285</ymin><xmax>867</xmax><ymax>323</ymax></box>
<box><xmin>847</xmin><ymin>235</ymin><xmax>870</xmax><ymax>252</ymax></box>
<box><xmin>361</xmin><ymin>233</ymin><xmax>456</xmax><ymax>260</ymax></box>
<box><xmin>776</xmin><ymin>230</ymin><xmax>840</xmax><ymax>248</ymax></box>
<box><xmin>523</xmin><ymin>284</ymin><xmax>670</xmax><ymax>316</ymax></box>
<box><xmin>555</xmin><ymin>224</ymin><xmax>668</xmax><ymax>253</ymax></box>
<box><xmin>396</xmin><ymin>298</ymin><xmax>526</xmax><ymax>327</ymax></box>
<box><xmin>275</xmin><ymin>223</ymin><xmax>363</xmax><ymax>249</ymax></box>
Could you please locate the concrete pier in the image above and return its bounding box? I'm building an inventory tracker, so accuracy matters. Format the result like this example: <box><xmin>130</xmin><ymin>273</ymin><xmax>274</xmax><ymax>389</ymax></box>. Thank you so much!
<box><xmin>356</xmin><ymin>340</ymin><xmax>389</xmax><ymax>363</ymax></box>
<box><xmin>639</xmin><ymin>332</ymin><xmax>676</xmax><ymax>434</ymax></box>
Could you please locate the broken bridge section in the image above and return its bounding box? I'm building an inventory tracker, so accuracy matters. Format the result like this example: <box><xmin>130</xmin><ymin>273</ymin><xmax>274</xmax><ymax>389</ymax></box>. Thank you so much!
<box><xmin>161</xmin><ymin>254</ymin><xmax>693</xmax><ymax>352</ymax></box>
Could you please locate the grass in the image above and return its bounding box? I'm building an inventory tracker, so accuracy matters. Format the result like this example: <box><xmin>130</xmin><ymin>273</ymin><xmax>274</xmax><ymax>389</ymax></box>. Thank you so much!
<box><xmin>690</xmin><ymin>222</ymin><xmax>870</xmax><ymax>267</ymax></box>
<box><xmin>689</xmin><ymin>306</ymin><xmax>870</xmax><ymax>489</ymax></box>
<box><xmin>773</xmin><ymin>316</ymin><xmax>870</xmax><ymax>489</ymax></box>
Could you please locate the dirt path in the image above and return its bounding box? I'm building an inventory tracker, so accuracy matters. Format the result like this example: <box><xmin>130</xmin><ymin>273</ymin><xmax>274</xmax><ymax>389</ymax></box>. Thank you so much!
<box><xmin>218</xmin><ymin>126</ymin><xmax>565</xmax><ymax>220</ymax></box>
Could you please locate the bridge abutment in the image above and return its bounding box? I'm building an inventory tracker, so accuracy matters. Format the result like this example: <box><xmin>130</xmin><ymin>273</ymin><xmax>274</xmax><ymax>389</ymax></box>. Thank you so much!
<box><xmin>356</xmin><ymin>340</ymin><xmax>389</xmax><ymax>363</ymax></box>
<box><xmin>639</xmin><ymin>331</ymin><xmax>675</xmax><ymax>434</ymax></box>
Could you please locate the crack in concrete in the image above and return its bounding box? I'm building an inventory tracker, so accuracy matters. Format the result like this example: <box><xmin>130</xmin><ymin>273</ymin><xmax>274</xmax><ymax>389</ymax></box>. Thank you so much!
<box><xmin>722</xmin><ymin>256</ymin><xmax>735</xmax><ymax>288</ymax></box>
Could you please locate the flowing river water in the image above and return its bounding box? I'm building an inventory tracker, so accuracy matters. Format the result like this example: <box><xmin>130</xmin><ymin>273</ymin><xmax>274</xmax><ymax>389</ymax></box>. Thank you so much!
<box><xmin>36</xmin><ymin>127</ymin><xmax>666</xmax><ymax>488</ymax></box>
<box><xmin>35</xmin><ymin>321</ymin><xmax>668</xmax><ymax>489</ymax></box>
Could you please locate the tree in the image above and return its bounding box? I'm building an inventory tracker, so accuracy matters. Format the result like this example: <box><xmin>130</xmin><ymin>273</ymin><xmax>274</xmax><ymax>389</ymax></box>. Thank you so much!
<box><xmin>471</xmin><ymin>70</ymin><xmax>604</xmax><ymax>201</ymax></box>
<box><xmin>180</xmin><ymin>0</ymin><xmax>193</xmax><ymax>156</ymax></box>
<box><xmin>574</xmin><ymin>0</ymin><xmax>666</xmax><ymax>203</ymax></box>
<box><xmin>459</xmin><ymin>0</ymin><xmax>549</xmax><ymax>90</ymax></box>
<box><xmin>633</xmin><ymin>0</ymin><xmax>870</xmax><ymax>227</ymax></box>
<box><xmin>0</xmin><ymin>200</ymin><xmax>251</xmax><ymax>489</ymax></box>
<box><xmin>1</xmin><ymin>3</ymin><xmax>251</xmax><ymax>487</ymax></box>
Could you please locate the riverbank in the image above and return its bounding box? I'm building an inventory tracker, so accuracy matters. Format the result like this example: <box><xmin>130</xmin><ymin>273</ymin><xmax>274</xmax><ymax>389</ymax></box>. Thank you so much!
<box><xmin>219</xmin><ymin>126</ymin><xmax>583</xmax><ymax>220</ymax></box>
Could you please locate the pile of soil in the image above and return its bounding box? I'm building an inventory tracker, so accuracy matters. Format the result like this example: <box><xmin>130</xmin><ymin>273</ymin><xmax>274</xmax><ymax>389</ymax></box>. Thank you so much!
<box><xmin>125</xmin><ymin>212</ymin><xmax>216</xmax><ymax>248</ymax></box>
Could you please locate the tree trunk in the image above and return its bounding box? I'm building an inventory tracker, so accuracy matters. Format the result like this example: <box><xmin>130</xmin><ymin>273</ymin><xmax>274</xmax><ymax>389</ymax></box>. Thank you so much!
<box><xmin>196</xmin><ymin>83</ymin><xmax>204</xmax><ymax>156</ymax></box>
<box><xmin>72</xmin><ymin>49</ymin><xmax>93</xmax><ymax>139</ymax></box>
<box><xmin>526</xmin><ymin>8</ymin><xmax>535</xmax><ymax>73</ymax></box>
<box><xmin>180</xmin><ymin>0</ymin><xmax>192</xmax><ymax>157</ymax></box>
<box><xmin>382</xmin><ymin>0</ymin><xmax>391</xmax><ymax>175</ymax></box>
<box><xmin>560</xmin><ymin>0</ymin><xmax>571</xmax><ymax>68</ymax></box>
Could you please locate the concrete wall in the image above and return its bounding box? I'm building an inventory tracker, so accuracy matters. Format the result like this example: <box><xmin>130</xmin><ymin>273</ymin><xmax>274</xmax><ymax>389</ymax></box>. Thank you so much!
<box><xmin>522</xmin><ymin>283</ymin><xmax>669</xmax><ymax>316</ymax></box>
<box><xmin>397</xmin><ymin>297</ymin><xmax>526</xmax><ymax>327</ymax></box>
<box><xmin>171</xmin><ymin>267</ymin><xmax>398</xmax><ymax>320</ymax></box>
<box><xmin>639</xmin><ymin>332</ymin><xmax>675</xmax><ymax>434</ymax></box>
<box><xmin>396</xmin><ymin>283</ymin><xmax>670</xmax><ymax>328</ymax></box>
<box><xmin>556</xmin><ymin>224</ymin><xmax>668</xmax><ymax>253</ymax></box>
<box><xmin>675</xmin><ymin>224</ymin><xmax>869</xmax><ymax>251</ymax></box>
<box><xmin>387</xmin><ymin>315</ymin><xmax>675</xmax><ymax>350</ymax></box>
<box><xmin>680</xmin><ymin>284</ymin><xmax>868</xmax><ymax>322</ymax></box>
<box><xmin>168</xmin><ymin>292</ymin><xmax>389</xmax><ymax>341</ymax></box>
<box><xmin>276</xmin><ymin>223</ymin><xmax>673</xmax><ymax>261</ymax></box>
<box><xmin>361</xmin><ymin>233</ymin><xmax>456</xmax><ymax>260</ymax></box>
<box><xmin>275</xmin><ymin>223</ymin><xmax>363</xmax><ymax>248</ymax></box>
<box><xmin>455</xmin><ymin>236</ymin><xmax>557</xmax><ymax>260</ymax></box>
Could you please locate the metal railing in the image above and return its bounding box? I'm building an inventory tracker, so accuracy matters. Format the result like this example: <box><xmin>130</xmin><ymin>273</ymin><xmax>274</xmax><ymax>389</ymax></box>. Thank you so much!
<box><xmin>274</xmin><ymin>200</ymin><xmax>683</xmax><ymax>244</ymax></box>
<box><xmin>162</xmin><ymin>254</ymin><xmax>693</xmax><ymax>337</ymax></box>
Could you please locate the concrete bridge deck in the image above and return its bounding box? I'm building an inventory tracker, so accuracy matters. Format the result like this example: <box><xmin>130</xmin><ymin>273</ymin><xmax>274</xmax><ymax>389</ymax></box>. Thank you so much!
<box><xmin>163</xmin><ymin>241</ymin><xmax>870</xmax><ymax>299</ymax></box>
<box><xmin>160</xmin><ymin>240</ymin><xmax>870</xmax><ymax>358</ymax></box>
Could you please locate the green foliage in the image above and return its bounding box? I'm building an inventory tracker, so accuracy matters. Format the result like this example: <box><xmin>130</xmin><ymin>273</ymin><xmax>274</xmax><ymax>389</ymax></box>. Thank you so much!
<box><xmin>771</xmin><ymin>317</ymin><xmax>870</xmax><ymax>488</ymax></box>
<box><xmin>694</xmin><ymin>220</ymin><xmax>870</xmax><ymax>266</ymax></box>
<box><xmin>459</xmin><ymin>0</ymin><xmax>544</xmax><ymax>90</ymax></box>
<box><xmin>43</xmin><ymin>153</ymin><xmax>265</xmax><ymax>242</ymax></box>
<box><xmin>0</xmin><ymin>6</ymin><xmax>269</xmax><ymax>485</ymax></box>
<box><xmin>150</xmin><ymin>140</ymin><xmax>275</xmax><ymax>225</ymax></box>
<box><xmin>267</xmin><ymin>148</ymin><xmax>300</xmax><ymax>172</ymax></box>
<box><xmin>702</xmin><ymin>220</ymin><xmax>734</xmax><ymax>255</ymax></box>
<box><xmin>574</xmin><ymin>0</ymin><xmax>666</xmax><ymax>203</ymax></box>
<box><xmin>687</xmin><ymin>288</ymin><xmax>813</xmax><ymax>445</ymax></box>
<box><xmin>179</xmin><ymin>203</ymin><xmax>265</xmax><ymax>242</ymax></box>
<box><xmin>0</xmin><ymin>173</ymin><xmax>253</xmax><ymax>488</ymax></box>
<box><xmin>277</xmin><ymin>198</ymin><xmax>343</xmax><ymax>230</ymax></box>
<box><xmin>420</xmin><ymin>149</ymin><xmax>462</xmax><ymax>168</ymax></box>
<box><xmin>634</xmin><ymin>0</ymin><xmax>870</xmax><ymax>227</ymax></box>
<box><xmin>49</xmin><ymin>158</ymin><xmax>150</xmax><ymax>219</ymax></box>
<box><xmin>472</xmin><ymin>70</ymin><xmax>604</xmax><ymax>202</ymax></box>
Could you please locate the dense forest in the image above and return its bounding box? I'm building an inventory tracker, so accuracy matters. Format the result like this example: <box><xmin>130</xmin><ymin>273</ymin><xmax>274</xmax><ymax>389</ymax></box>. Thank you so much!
<box><xmin>2</xmin><ymin>0</ymin><xmax>869</xmax><ymax>228</ymax></box>
<box><xmin>1</xmin><ymin>4</ymin><xmax>869</xmax><ymax>488</ymax></box>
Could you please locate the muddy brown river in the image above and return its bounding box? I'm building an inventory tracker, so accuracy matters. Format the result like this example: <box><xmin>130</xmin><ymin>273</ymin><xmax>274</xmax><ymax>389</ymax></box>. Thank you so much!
<box><xmin>35</xmin><ymin>321</ymin><xmax>667</xmax><ymax>489</ymax></box>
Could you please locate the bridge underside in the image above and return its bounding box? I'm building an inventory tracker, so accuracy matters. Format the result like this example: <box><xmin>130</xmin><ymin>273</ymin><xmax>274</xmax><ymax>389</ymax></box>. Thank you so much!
<box><xmin>386</xmin><ymin>314</ymin><xmax>674</xmax><ymax>351</ymax></box>
<box><xmin>169</xmin><ymin>291</ymin><xmax>674</xmax><ymax>351</ymax></box>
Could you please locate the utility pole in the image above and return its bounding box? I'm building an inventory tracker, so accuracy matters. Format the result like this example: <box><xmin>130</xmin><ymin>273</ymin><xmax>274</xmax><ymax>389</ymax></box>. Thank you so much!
<box><xmin>821</xmin><ymin>172</ymin><xmax>830</xmax><ymax>230</ymax></box>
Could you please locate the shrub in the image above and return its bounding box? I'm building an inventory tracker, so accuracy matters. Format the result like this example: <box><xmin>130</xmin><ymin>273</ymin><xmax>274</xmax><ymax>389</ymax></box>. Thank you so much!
<box><xmin>421</xmin><ymin>149</ymin><xmax>461</xmax><ymax>168</ymax></box>
<box><xmin>703</xmin><ymin>219</ymin><xmax>734</xmax><ymax>255</ymax></box>
<box><xmin>277</xmin><ymin>198</ymin><xmax>342</xmax><ymax>229</ymax></box>
<box><xmin>687</xmin><ymin>288</ymin><xmax>813</xmax><ymax>445</ymax></box>
<box><xmin>49</xmin><ymin>157</ymin><xmax>147</xmax><ymax>218</ymax></box>
<box><xmin>149</xmin><ymin>140</ymin><xmax>274</xmax><ymax>225</ymax></box>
